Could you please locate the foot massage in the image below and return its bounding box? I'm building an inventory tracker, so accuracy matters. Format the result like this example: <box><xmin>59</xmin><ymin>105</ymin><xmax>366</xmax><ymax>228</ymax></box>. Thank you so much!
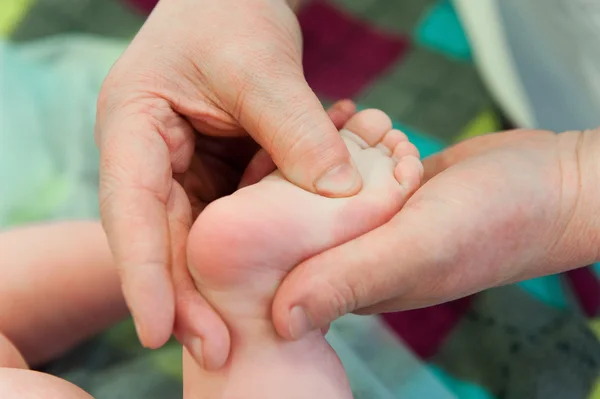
<box><xmin>2</xmin><ymin>0</ymin><xmax>600</xmax><ymax>398</ymax></box>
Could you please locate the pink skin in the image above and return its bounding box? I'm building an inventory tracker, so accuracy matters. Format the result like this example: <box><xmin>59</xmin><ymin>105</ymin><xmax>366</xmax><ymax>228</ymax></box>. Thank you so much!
<box><xmin>0</xmin><ymin>334</ymin><xmax>27</xmax><ymax>370</ymax></box>
<box><xmin>270</xmin><ymin>129</ymin><xmax>600</xmax><ymax>339</ymax></box>
<box><xmin>96</xmin><ymin>0</ymin><xmax>363</xmax><ymax>367</ymax></box>
<box><xmin>0</xmin><ymin>222</ymin><xmax>127</xmax><ymax>399</ymax></box>
<box><xmin>183</xmin><ymin>109</ymin><xmax>423</xmax><ymax>398</ymax></box>
<box><xmin>0</xmin><ymin>100</ymin><xmax>360</xmax><ymax>399</ymax></box>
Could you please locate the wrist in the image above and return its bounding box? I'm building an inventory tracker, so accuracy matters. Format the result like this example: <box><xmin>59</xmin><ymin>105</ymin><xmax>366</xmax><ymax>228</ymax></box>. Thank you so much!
<box><xmin>555</xmin><ymin>129</ymin><xmax>600</xmax><ymax>266</ymax></box>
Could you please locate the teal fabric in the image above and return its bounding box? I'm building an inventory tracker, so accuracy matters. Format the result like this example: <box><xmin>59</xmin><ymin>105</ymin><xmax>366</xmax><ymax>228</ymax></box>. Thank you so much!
<box><xmin>393</xmin><ymin>120</ymin><xmax>445</xmax><ymax>158</ymax></box>
<box><xmin>429</xmin><ymin>366</ymin><xmax>495</xmax><ymax>399</ymax></box>
<box><xmin>517</xmin><ymin>275</ymin><xmax>569</xmax><ymax>309</ymax></box>
<box><xmin>414</xmin><ymin>0</ymin><xmax>472</xmax><ymax>61</ymax></box>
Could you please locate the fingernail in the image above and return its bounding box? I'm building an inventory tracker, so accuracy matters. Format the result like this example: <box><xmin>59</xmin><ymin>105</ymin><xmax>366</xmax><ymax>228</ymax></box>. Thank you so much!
<box><xmin>314</xmin><ymin>162</ymin><xmax>360</xmax><ymax>196</ymax></box>
<box><xmin>289</xmin><ymin>306</ymin><xmax>315</xmax><ymax>339</ymax></box>
<box><xmin>188</xmin><ymin>337</ymin><xmax>204</xmax><ymax>369</ymax></box>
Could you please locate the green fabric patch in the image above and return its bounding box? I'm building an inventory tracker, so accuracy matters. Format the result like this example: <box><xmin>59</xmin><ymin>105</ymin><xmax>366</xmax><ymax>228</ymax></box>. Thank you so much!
<box><xmin>7</xmin><ymin>177</ymin><xmax>70</xmax><ymax>226</ymax></box>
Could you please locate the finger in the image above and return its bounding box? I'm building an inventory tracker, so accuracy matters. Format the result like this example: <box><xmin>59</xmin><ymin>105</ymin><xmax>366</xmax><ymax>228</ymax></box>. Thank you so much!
<box><xmin>351</xmin><ymin>294</ymin><xmax>448</xmax><ymax>315</ymax></box>
<box><xmin>174</xmin><ymin>290</ymin><xmax>232</xmax><ymax>371</ymax></box>
<box><xmin>272</xmin><ymin>206</ymin><xmax>443</xmax><ymax>340</ymax></box>
<box><xmin>238</xmin><ymin>99</ymin><xmax>358</xmax><ymax>189</ymax></box>
<box><xmin>98</xmin><ymin>103</ymin><xmax>193</xmax><ymax>349</ymax></box>
<box><xmin>327</xmin><ymin>99</ymin><xmax>357</xmax><ymax>129</ymax></box>
<box><xmin>169</xmin><ymin>182</ymin><xmax>231</xmax><ymax>370</ymax></box>
<box><xmin>423</xmin><ymin>130</ymin><xmax>522</xmax><ymax>182</ymax></box>
<box><xmin>238</xmin><ymin>149</ymin><xmax>277</xmax><ymax>189</ymax></box>
<box><xmin>239</xmin><ymin>76</ymin><xmax>362</xmax><ymax>197</ymax></box>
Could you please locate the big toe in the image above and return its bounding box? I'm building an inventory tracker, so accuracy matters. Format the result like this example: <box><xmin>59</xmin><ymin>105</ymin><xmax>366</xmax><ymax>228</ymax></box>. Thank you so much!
<box><xmin>340</xmin><ymin>108</ymin><xmax>423</xmax><ymax>195</ymax></box>
<box><xmin>340</xmin><ymin>109</ymin><xmax>392</xmax><ymax>148</ymax></box>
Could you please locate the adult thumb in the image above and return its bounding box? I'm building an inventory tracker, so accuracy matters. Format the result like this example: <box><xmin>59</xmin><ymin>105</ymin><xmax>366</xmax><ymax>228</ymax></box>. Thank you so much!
<box><xmin>238</xmin><ymin>77</ymin><xmax>362</xmax><ymax>197</ymax></box>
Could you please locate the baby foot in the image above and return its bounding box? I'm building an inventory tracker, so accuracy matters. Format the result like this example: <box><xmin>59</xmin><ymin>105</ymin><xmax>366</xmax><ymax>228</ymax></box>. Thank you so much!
<box><xmin>184</xmin><ymin>109</ymin><xmax>423</xmax><ymax>399</ymax></box>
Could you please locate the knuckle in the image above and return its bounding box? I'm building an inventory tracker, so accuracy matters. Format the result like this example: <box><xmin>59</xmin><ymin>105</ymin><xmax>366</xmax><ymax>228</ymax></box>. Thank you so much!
<box><xmin>272</xmin><ymin>114</ymin><xmax>342</xmax><ymax>169</ymax></box>
<box><xmin>310</xmin><ymin>276</ymin><xmax>359</xmax><ymax>323</ymax></box>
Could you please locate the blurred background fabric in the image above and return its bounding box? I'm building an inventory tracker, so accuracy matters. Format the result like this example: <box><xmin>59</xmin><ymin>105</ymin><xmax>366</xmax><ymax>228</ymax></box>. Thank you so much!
<box><xmin>0</xmin><ymin>36</ymin><xmax>124</xmax><ymax>226</ymax></box>
<box><xmin>2</xmin><ymin>0</ymin><xmax>600</xmax><ymax>398</ymax></box>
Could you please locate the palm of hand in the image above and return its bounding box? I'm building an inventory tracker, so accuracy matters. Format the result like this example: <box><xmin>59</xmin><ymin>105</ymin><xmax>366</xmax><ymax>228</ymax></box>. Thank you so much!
<box><xmin>387</xmin><ymin>130</ymin><xmax>579</xmax><ymax>309</ymax></box>
<box><xmin>183</xmin><ymin>135</ymin><xmax>259</xmax><ymax>218</ymax></box>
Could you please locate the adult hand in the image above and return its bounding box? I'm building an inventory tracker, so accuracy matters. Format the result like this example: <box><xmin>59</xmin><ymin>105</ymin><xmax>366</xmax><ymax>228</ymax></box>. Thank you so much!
<box><xmin>272</xmin><ymin>128</ymin><xmax>600</xmax><ymax>339</ymax></box>
<box><xmin>95</xmin><ymin>0</ymin><xmax>361</xmax><ymax>369</ymax></box>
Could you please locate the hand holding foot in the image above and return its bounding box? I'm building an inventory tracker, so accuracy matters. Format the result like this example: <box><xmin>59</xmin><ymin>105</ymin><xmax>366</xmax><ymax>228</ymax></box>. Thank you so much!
<box><xmin>272</xmin><ymin>128</ymin><xmax>600</xmax><ymax>339</ymax></box>
<box><xmin>184</xmin><ymin>109</ymin><xmax>423</xmax><ymax>398</ymax></box>
<box><xmin>95</xmin><ymin>0</ymin><xmax>361</xmax><ymax>368</ymax></box>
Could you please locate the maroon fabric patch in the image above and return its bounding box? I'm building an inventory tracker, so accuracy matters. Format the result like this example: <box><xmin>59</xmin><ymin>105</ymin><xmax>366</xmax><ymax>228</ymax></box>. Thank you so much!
<box><xmin>299</xmin><ymin>1</ymin><xmax>410</xmax><ymax>99</ymax></box>
<box><xmin>565</xmin><ymin>266</ymin><xmax>600</xmax><ymax>317</ymax></box>
<box><xmin>381</xmin><ymin>296</ymin><xmax>473</xmax><ymax>359</ymax></box>
<box><xmin>123</xmin><ymin>0</ymin><xmax>157</xmax><ymax>14</ymax></box>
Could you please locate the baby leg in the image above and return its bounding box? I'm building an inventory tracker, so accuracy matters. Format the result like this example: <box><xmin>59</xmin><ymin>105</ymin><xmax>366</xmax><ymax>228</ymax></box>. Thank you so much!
<box><xmin>0</xmin><ymin>221</ymin><xmax>128</xmax><ymax>366</ymax></box>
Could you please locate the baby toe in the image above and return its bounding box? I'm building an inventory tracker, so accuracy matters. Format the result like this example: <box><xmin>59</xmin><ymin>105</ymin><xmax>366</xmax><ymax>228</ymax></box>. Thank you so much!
<box><xmin>378</xmin><ymin>129</ymin><xmax>408</xmax><ymax>156</ymax></box>
<box><xmin>392</xmin><ymin>141</ymin><xmax>420</xmax><ymax>162</ymax></box>
<box><xmin>394</xmin><ymin>155</ymin><xmax>424</xmax><ymax>194</ymax></box>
